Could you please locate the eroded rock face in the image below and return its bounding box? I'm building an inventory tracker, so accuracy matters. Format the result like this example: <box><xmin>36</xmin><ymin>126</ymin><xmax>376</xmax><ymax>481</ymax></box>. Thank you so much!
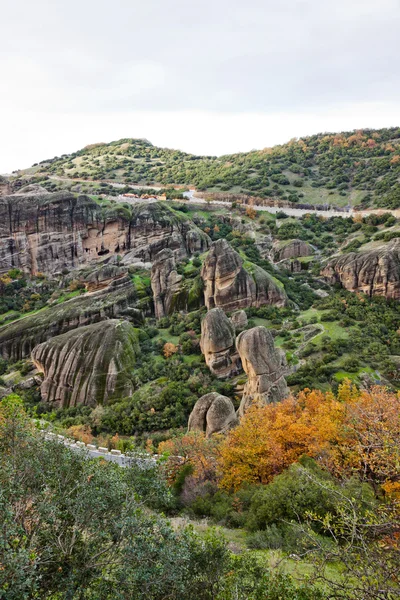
<box><xmin>188</xmin><ymin>392</ymin><xmax>238</xmax><ymax>437</ymax></box>
<box><xmin>32</xmin><ymin>320</ymin><xmax>139</xmax><ymax>408</ymax></box>
<box><xmin>230</xmin><ymin>310</ymin><xmax>248</xmax><ymax>332</ymax></box>
<box><xmin>151</xmin><ymin>249</ymin><xmax>183</xmax><ymax>319</ymax></box>
<box><xmin>321</xmin><ymin>241</ymin><xmax>400</xmax><ymax>300</ymax></box>
<box><xmin>201</xmin><ymin>239</ymin><xmax>287</xmax><ymax>311</ymax></box>
<box><xmin>0</xmin><ymin>277</ymin><xmax>141</xmax><ymax>361</ymax></box>
<box><xmin>82</xmin><ymin>264</ymin><xmax>128</xmax><ymax>292</ymax></box>
<box><xmin>200</xmin><ymin>308</ymin><xmax>241</xmax><ymax>378</ymax></box>
<box><xmin>236</xmin><ymin>326</ymin><xmax>288</xmax><ymax>416</ymax></box>
<box><xmin>272</xmin><ymin>239</ymin><xmax>314</xmax><ymax>262</ymax></box>
<box><xmin>0</xmin><ymin>193</ymin><xmax>210</xmax><ymax>276</ymax></box>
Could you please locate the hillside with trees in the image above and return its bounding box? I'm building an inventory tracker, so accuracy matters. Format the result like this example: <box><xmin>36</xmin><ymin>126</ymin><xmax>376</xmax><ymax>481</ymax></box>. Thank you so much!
<box><xmin>11</xmin><ymin>127</ymin><xmax>400</xmax><ymax>209</ymax></box>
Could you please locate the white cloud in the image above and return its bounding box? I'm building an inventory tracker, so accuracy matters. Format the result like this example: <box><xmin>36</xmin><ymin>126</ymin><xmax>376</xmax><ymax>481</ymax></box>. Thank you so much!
<box><xmin>2</xmin><ymin>103</ymin><xmax>399</xmax><ymax>173</ymax></box>
<box><xmin>1</xmin><ymin>0</ymin><xmax>400</xmax><ymax>171</ymax></box>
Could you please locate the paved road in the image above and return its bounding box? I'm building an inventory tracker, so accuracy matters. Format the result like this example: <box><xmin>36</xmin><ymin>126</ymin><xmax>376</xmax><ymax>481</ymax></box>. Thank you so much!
<box><xmin>49</xmin><ymin>176</ymin><xmax>400</xmax><ymax>220</ymax></box>
<box><xmin>42</xmin><ymin>431</ymin><xmax>156</xmax><ymax>469</ymax></box>
<box><xmin>183</xmin><ymin>190</ymin><xmax>399</xmax><ymax>219</ymax></box>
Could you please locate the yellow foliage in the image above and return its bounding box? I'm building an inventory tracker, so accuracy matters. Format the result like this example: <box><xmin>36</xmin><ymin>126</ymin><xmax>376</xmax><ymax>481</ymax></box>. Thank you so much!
<box><xmin>246</xmin><ymin>206</ymin><xmax>257</xmax><ymax>220</ymax></box>
<box><xmin>219</xmin><ymin>389</ymin><xmax>344</xmax><ymax>491</ymax></box>
<box><xmin>66</xmin><ymin>425</ymin><xmax>93</xmax><ymax>445</ymax></box>
<box><xmin>163</xmin><ymin>342</ymin><xmax>178</xmax><ymax>358</ymax></box>
<box><xmin>219</xmin><ymin>381</ymin><xmax>400</xmax><ymax>492</ymax></box>
<box><xmin>159</xmin><ymin>431</ymin><xmax>222</xmax><ymax>484</ymax></box>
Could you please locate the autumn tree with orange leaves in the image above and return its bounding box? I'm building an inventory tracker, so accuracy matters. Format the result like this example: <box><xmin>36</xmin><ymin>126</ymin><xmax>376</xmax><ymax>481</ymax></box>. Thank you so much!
<box><xmin>333</xmin><ymin>381</ymin><xmax>400</xmax><ymax>494</ymax></box>
<box><xmin>218</xmin><ymin>389</ymin><xmax>344</xmax><ymax>490</ymax></box>
<box><xmin>159</xmin><ymin>430</ymin><xmax>221</xmax><ymax>486</ymax></box>
<box><xmin>163</xmin><ymin>342</ymin><xmax>178</xmax><ymax>358</ymax></box>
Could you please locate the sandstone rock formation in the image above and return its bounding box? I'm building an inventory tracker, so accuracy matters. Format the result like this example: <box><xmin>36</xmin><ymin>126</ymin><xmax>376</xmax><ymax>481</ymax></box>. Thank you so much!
<box><xmin>120</xmin><ymin>202</ymin><xmax>210</xmax><ymax>265</ymax></box>
<box><xmin>188</xmin><ymin>392</ymin><xmax>238</xmax><ymax>436</ymax></box>
<box><xmin>230</xmin><ymin>310</ymin><xmax>248</xmax><ymax>332</ymax></box>
<box><xmin>272</xmin><ymin>239</ymin><xmax>314</xmax><ymax>262</ymax></box>
<box><xmin>81</xmin><ymin>263</ymin><xmax>128</xmax><ymax>292</ymax></box>
<box><xmin>201</xmin><ymin>239</ymin><xmax>287</xmax><ymax>311</ymax></box>
<box><xmin>200</xmin><ymin>308</ymin><xmax>241</xmax><ymax>378</ymax></box>
<box><xmin>321</xmin><ymin>241</ymin><xmax>400</xmax><ymax>300</ymax></box>
<box><xmin>0</xmin><ymin>276</ymin><xmax>141</xmax><ymax>361</ymax></box>
<box><xmin>151</xmin><ymin>249</ymin><xmax>183</xmax><ymax>319</ymax></box>
<box><xmin>236</xmin><ymin>326</ymin><xmax>288</xmax><ymax>416</ymax></box>
<box><xmin>14</xmin><ymin>184</ymin><xmax>50</xmax><ymax>195</ymax></box>
<box><xmin>0</xmin><ymin>192</ymin><xmax>210</xmax><ymax>276</ymax></box>
<box><xmin>32</xmin><ymin>320</ymin><xmax>139</xmax><ymax>408</ymax></box>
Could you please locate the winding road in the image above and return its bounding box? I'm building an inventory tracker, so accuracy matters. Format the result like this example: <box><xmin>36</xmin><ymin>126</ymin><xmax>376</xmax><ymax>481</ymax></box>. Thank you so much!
<box><xmin>47</xmin><ymin>175</ymin><xmax>400</xmax><ymax>220</ymax></box>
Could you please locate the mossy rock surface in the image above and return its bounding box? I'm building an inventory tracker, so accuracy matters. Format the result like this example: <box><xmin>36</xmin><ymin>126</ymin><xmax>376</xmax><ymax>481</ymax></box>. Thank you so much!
<box><xmin>0</xmin><ymin>281</ymin><xmax>139</xmax><ymax>361</ymax></box>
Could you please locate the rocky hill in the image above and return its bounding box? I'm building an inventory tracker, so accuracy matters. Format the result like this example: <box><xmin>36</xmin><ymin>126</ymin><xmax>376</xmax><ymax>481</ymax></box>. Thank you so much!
<box><xmin>11</xmin><ymin>127</ymin><xmax>400</xmax><ymax>209</ymax></box>
<box><xmin>321</xmin><ymin>239</ymin><xmax>400</xmax><ymax>300</ymax></box>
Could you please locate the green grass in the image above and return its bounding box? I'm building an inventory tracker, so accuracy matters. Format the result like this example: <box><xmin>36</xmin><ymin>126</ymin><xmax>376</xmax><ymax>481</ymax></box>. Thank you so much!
<box><xmin>292</xmin><ymin>181</ymin><xmax>365</xmax><ymax>208</ymax></box>
<box><xmin>251</xmin><ymin>317</ymin><xmax>272</xmax><ymax>328</ymax></box>
<box><xmin>299</xmin><ymin>308</ymin><xmax>324</xmax><ymax>321</ymax></box>
<box><xmin>318</xmin><ymin>321</ymin><xmax>349</xmax><ymax>341</ymax></box>
<box><xmin>153</xmin><ymin>329</ymin><xmax>180</xmax><ymax>344</ymax></box>
<box><xmin>53</xmin><ymin>290</ymin><xmax>82</xmax><ymax>304</ymax></box>
<box><xmin>0</xmin><ymin>311</ymin><xmax>21</xmax><ymax>325</ymax></box>
<box><xmin>333</xmin><ymin>366</ymin><xmax>377</xmax><ymax>382</ymax></box>
<box><xmin>298</xmin><ymin>255</ymin><xmax>315</xmax><ymax>264</ymax></box>
<box><xmin>182</xmin><ymin>354</ymin><xmax>201</xmax><ymax>364</ymax></box>
<box><xmin>298</xmin><ymin>308</ymin><xmax>350</xmax><ymax>342</ymax></box>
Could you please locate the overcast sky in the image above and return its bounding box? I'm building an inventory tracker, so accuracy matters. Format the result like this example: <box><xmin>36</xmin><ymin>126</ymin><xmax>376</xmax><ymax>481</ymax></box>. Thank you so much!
<box><xmin>1</xmin><ymin>0</ymin><xmax>399</xmax><ymax>172</ymax></box>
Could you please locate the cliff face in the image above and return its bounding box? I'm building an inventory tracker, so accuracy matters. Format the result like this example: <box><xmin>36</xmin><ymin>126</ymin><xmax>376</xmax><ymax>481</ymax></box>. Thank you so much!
<box><xmin>150</xmin><ymin>249</ymin><xmax>183</xmax><ymax>319</ymax></box>
<box><xmin>0</xmin><ymin>193</ymin><xmax>210</xmax><ymax>276</ymax></box>
<box><xmin>201</xmin><ymin>239</ymin><xmax>287</xmax><ymax>311</ymax></box>
<box><xmin>236</xmin><ymin>326</ymin><xmax>288</xmax><ymax>416</ymax></box>
<box><xmin>0</xmin><ymin>192</ymin><xmax>103</xmax><ymax>275</ymax></box>
<box><xmin>32</xmin><ymin>320</ymin><xmax>139</xmax><ymax>408</ymax></box>
<box><xmin>321</xmin><ymin>241</ymin><xmax>400</xmax><ymax>300</ymax></box>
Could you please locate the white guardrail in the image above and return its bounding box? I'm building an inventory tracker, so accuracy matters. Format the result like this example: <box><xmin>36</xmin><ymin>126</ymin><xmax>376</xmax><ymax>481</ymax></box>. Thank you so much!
<box><xmin>41</xmin><ymin>431</ymin><xmax>157</xmax><ymax>468</ymax></box>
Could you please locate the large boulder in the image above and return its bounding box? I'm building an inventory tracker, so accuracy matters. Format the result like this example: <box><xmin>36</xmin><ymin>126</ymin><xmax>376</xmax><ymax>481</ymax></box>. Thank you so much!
<box><xmin>321</xmin><ymin>240</ymin><xmax>400</xmax><ymax>300</ymax></box>
<box><xmin>188</xmin><ymin>392</ymin><xmax>238</xmax><ymax>437</ymax></box>
<box><xmin>272</xmin><ymin>239</ymin><xmax>314</xmax><ymax>262</ymax></box>
<box><xmin>151</xmin><ymin>249</ymin><xmax>183</xmax><ymax>319</ymax></box>
<box><xmin>230</xmin><ymin>310</ymin><xmax>248</xmax><ymax>332</ymax></box>
<box><xmin>201</xmin><ymin>239</ymin><xmax>287</xmax><ymax>311</ymax></box>
<box><xmin>236</xmin><ymin>326</ymin><xmax>288</xmax><ymax>416</ymax></box>
<box><xmin>31</xmin><ymin>320</ymin><xmax>139</xmax><ymax>408</ymax></box>
<box><xmin>200</xmin><ymin>308</ymin><xmax>241</xmax><ymax>378</ymax></box>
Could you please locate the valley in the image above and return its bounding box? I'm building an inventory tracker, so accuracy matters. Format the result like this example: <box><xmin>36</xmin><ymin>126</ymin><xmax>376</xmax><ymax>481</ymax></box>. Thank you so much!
<box><xmin>1</xmin><ymin>129</ymin><xmax>399</xmax><ymax>600</ymax></box>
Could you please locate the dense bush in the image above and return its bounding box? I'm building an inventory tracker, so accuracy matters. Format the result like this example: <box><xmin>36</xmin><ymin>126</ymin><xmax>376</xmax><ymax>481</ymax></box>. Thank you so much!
<box><xmin>0</xmin><ymin>396</ymin><xmax>325</xmax><ymax>600</ymax></box>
